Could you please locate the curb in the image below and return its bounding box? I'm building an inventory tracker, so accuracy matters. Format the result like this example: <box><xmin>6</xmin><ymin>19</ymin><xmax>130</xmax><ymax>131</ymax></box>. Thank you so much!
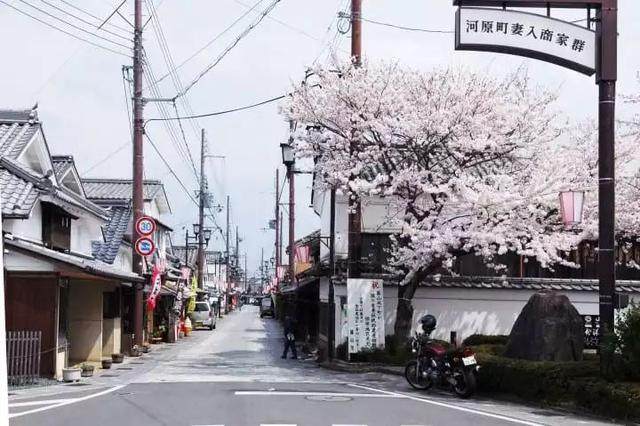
<box><xmin>319</xmin><ymin>360</ymin><xmax>404</xmax><ymax>377</ymax></box>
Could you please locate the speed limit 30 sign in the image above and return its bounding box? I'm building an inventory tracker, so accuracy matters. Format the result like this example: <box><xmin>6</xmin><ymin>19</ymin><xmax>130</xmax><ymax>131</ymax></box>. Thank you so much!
<box><xmin>136</xmin><ymin>216</ymin><xmax>156</xmax><ymax>236</ymax></box>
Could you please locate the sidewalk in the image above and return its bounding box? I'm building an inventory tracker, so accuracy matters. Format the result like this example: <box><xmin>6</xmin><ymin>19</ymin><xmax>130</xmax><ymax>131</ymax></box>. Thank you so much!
<box><xmin>319</xmin><ymin>359</ymin><xmax>404</xmax><ymax>376</ymax></box>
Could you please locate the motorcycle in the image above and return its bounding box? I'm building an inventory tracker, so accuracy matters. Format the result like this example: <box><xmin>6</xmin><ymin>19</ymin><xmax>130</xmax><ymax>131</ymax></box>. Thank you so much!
<box><xmin>404</xmin><ymin>330</ymin><xmax>479</xmax><ymax>398</ymax></box>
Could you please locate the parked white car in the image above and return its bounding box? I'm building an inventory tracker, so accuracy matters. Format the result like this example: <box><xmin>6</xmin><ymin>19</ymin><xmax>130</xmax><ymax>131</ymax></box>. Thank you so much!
<box><xmin>189</xmin><ymin>301</ymin><xmax>217</xmax><ymax>330</ymax></box>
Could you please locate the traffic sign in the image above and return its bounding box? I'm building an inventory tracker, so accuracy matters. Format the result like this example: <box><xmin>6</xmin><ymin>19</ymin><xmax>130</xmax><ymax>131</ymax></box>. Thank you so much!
<box><xmin>135</xmin><ymin>237</ymin><xmax>155</xmax><ymax>257</ymax></box>
<box><xmin>135</xmin><ymin>216</ymin><xmax>156</xmax><ymax>236</ymax></box>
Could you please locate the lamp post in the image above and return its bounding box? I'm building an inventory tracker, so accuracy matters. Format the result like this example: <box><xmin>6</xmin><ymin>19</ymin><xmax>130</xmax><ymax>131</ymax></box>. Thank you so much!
<box><xmin>281</xmin><ymin>139</ymin><xmax>295</xmax><ymax>290</ymax></box>
<box><xmin>559</xmin><ymin>190</ymin><xmax>586</xmax><ymax>229</ymax></box>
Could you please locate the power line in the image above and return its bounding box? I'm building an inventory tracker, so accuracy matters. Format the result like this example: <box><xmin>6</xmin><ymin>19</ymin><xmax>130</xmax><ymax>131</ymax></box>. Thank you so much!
<box><xmin>150</xmin><ymin>0</ymin><xmax>266</xmax><ymax>89</ymax></box>
<box><xmin>58</xmin><ymin>0</ymin><xmax>131</xmax><ymax>33</ymax></box>
<box><xmin>361</xmin><ymin>17</ymin><xmax>454</xmax><ymax>34</ymax></box>
<box><xmin>146</xmin><ymin>93</ymin><xmax>286</xmax><ymax>123</ymax></box>
<box><xmin>179</xmin><ymin>0</ymin><xmax>282</xmax><ymax>98</ymax></box>
<box><xmin>0</xmin><ymin>0</ymin><xmax>130</xmax><ymax>56</ymax></box>
<box><xmin>15</xmin><ymin>0</ymin><xmax>132</xmax><ymax>50</ymax></box>
<box><xmin>37</xmin><ymin>0</ymin><xmax>131</xmax><ymax>41</ymax></box>
<box><xmin>145</xmin><ymin>132</ymin><xmax>200</xmax><ymax>207</ymax></box>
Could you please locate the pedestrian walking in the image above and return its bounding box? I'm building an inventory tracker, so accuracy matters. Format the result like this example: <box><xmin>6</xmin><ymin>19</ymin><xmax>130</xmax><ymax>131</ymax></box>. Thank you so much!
<box><xmin>281</xmin><ymin>315</ymin><xmax>298</xmax><ymax>359</ymax></box>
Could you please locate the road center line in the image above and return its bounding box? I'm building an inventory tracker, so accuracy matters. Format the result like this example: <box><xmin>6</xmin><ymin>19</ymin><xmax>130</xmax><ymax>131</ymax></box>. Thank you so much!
<box><xmin>347</xmin><ymin>384</ymin><xmax>545</xmax><ymax>426</ymax></box>
<box><xmin>234</xmin><ymin>391</ymin><xmax>402</xmax><ymax>398</ymax></box>
<box><xmin>9</xmin><ymin>385</ymin><xmax>127</xmax><ymax>419</ymax></box>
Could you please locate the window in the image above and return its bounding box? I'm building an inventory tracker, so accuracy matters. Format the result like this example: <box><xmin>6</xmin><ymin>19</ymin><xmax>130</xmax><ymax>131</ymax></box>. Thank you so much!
<box><xmin>42</xmin><ymin>202</ymin><xmax>73</xmax><ymax>252</ymax></box>
<box><xmin>194</xmin><ymin>302</ymin><xmax>210</xmax><ymax>312</ymax></box>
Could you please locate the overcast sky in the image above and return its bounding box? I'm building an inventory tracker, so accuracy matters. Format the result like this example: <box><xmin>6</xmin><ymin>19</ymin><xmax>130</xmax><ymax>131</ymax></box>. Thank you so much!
<box><xmin>1</xmin><ymin>0</ymin><xmax>639</xmax><ymax>274</ymax></box>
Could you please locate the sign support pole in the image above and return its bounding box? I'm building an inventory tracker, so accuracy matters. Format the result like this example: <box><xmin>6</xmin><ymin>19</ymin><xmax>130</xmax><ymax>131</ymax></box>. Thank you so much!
<box><xmin>596</xmin><ymin>0</ymin><xmax>617</xmax><ymax>373</ymax></box>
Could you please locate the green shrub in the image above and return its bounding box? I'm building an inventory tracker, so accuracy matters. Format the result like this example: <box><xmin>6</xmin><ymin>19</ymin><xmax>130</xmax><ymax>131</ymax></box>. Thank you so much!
<box><xmin>335</xmin><ymin>335</ymin><xmax>412</xmax><ymax>365</ymax></box>
<box><xmin>615</xmin><ymin>303</ymin><xmax>640</xmax><ymax>380</ymax></box>
<box><xmin>463</xmin><ymin>334</ymin><xmax>510</xmax><ymax>346</ymax></box>
<box><xmin>570</xmin><ymin>379</ymin><xmax>640</xmax><ymax>421</ymax></box>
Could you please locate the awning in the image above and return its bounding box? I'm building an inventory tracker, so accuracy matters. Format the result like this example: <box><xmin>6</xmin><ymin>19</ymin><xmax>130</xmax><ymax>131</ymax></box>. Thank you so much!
<box><xmin>4</xmin><ymin>236</ymin><xmax>144</xmax><ymax>283</ymax></box>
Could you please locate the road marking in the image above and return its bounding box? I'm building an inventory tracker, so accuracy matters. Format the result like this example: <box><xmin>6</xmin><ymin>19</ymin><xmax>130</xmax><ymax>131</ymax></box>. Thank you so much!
<box><xmin>235</xmin><ymin>391</ymin><xmax>401</xmax><ymax>398</ymax></box>
<box><xmin>9</xmin><ymin>398</ymin><xmax>79</xmax><ymax>408</ymax></box>
<box><xmin>9</xmin><ymin>385</ymin><xmax>126</xmax><ymax>418</ymax></box>
<box><xmin>260</xmin><ymin>424</ymin><xmax>296</xmax><ymax>426</ymax></box>
<box><xmin>348</xmin><ymin>384</ymin><xmax>545</xmax><ymax>426</ymax></box>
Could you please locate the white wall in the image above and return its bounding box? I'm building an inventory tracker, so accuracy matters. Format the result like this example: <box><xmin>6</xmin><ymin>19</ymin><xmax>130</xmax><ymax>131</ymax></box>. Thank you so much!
<box><xmin>3</xmin><ymin>202</ymin><xmax>43</xmax><ymax>242</ymax></box>
<box><xmin>70</xmin><ymin>213</ymin><xmax>104</xmax><ymax>255</ymax></box>
<box><xmin>331</xmin><ymin>284</ymin><xmax>631</xmax><ymax>347</ymax></box>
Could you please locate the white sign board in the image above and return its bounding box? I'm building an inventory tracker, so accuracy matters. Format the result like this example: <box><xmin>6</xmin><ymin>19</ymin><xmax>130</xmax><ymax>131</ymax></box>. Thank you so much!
<box><xmin>456</xmin><ymin>7</ymin><xmax>596</xmax><ymax>75</ymax></box>
<box><xmin>347</xmin><ymin>278</ymin><xmax>385</xmax><ymax>354</ymax></box>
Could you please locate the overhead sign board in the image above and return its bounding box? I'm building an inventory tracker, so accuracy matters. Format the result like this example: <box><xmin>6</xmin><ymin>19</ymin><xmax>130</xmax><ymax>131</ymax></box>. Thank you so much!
<box><xmin>135</xmin><ymin>237</ymin><xmax>155</xmax><ymax>257</ymax></box>
<box><xmin>135</xmin><ymin>216</ymin><xmax>156</xmax><ymax>236</ymax></box>
<box><xmin>347</xmin><ymin>279</ymin><xmax>385</xmax><ymax>354</ymax></box>
<box><xmin>455</xmin><ymin>7</ymin><xmax>596</xmax><ymax>75</ymax></box>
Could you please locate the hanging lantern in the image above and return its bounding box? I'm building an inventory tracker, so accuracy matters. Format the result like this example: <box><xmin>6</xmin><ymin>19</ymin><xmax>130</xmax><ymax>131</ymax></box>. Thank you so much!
<box><xmin>559</xmin><ymin>190</ymin><xmax>585</xmax><ymax>228</ymax></box>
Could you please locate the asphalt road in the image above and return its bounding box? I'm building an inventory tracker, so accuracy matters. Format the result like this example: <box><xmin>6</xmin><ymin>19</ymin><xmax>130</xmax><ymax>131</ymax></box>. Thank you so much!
<box><xmin>8</xmin><ymin>306</ymin><xmax>616</xmax><ymax>426</ymax></box>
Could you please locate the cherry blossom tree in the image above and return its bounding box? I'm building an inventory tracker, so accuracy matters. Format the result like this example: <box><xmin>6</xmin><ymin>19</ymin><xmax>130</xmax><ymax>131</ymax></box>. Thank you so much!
<box><xmin>282</xmin><ymin>61</ymin><xmax>637</xmax><ymax>339</ymax></box>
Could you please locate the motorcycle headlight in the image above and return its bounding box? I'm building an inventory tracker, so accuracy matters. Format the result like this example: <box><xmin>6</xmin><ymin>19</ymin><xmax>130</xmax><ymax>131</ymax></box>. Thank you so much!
<box><xmin>412</xmin><ymin>348</ymin><xmax>417</xmax><ymax>354</ymax></box>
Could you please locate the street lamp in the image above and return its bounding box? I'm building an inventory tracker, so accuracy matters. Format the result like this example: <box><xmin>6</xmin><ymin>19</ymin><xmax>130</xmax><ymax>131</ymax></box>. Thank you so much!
<box><xmin>559</xmin><ymin>190</ymin><xmax>585</xmax><ymax>229</ymax></box>
<box><xmin>192</xmin><ymin>223</ymin><xmax>201</xmax><ymax>236</ymax></box>
<box><xmin>204</xmin><ymin>228</ymin><xmax>212</xmax><ymax>245</ymax></box>
<box><xmin>280</xmin><ymin>142</ymin><xmax>294</xmax><ymax>167</ymax></box>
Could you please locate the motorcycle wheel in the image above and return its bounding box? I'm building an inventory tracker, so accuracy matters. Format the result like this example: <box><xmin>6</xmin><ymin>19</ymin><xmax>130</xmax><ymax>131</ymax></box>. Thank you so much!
<box><xmin>452</xmin><ymin>368</ymin><xmax>477</xmax><ymax>399</ymax></box>
<box><xmin>404</xmin><ymin>360</ymin><xmax>432</xmax><ymax>390</ymax></box>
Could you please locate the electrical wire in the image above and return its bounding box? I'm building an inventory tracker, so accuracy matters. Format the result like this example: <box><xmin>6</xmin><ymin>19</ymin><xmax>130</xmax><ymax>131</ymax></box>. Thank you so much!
<box><xmin>0</xmin><ymin>1</ymin><xmax>129</xmax><ymax>56</ymax></box>
<box><xmin>37</xmin><ymin>0</ymin><xmax>131</xmax><ymax>41</ymax></box>
<box><xmin>150</xmin><ymin>0</ymin><xmax>266</xmax><ymax>89</ymax></box>
<box><xmin>146</xmin><ymin>93</ymin><xmax>286</xmax><ymax>123</ymax></box>
<box><xmin>178</xmin><ymin>0</ymin><xmax>282</xmax><ymax>98</ymax></box>
<box><xmin>15</xmin><ymin>0</ymin><xmax>132</xmax><ymax>50</ymax></box>
<box><xmin>59</xmin><ymin>0</ymin><xmax>131</xmax><ymax>33</ymax></box>
<box><xmin>361</xmin><ymin>17</ymin><xmax>454</xmax><ymax>34</ymax></box>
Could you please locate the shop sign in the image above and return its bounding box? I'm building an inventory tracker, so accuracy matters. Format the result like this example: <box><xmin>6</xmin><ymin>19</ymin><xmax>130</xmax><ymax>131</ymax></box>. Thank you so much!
<box><xmin>347</xmin><ymin>278</ymin><xmax>385</xmax><ymax>354</ymax></box>
<box><xmin>146</xmin><ymin>264</ymin><xmax>163</xmax><ymax>310</ymax></box>
<box><xmin>135</xmin><ymin>237</ymin><xmax>155</xmax><ymax>257</ymax></box>
<box><xmin>455</xmin><ymin>7</ymin><xmax>596</xmax><ymax>75</ymax></box>
<box><xmin>135</xmin><ymin>216</ymin><xmax>156</xmax><ymax>236</ymax></box>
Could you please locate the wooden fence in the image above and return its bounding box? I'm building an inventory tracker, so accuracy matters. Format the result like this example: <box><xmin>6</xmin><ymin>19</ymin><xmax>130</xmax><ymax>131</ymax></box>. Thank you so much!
<box><xmin>6</xmin><ymin>331</ymin><xmax>41</xmax><ymax>386</ymax></box>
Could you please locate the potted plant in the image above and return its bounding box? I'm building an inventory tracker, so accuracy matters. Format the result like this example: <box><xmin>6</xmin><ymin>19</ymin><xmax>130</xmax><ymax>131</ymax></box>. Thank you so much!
<box><xmin>131</xmin><ymin>345</ymin><xmax>142</xmax><ymax>357</ymax></box>
<box><xmin>80</xmin><ymin>363</ymin><xmax>95</xmax><ymax>377</ymax></box>
<box><xmin>62</xmin><ymin>367</ymin><xmax>81</xmax><ymax>382</ymax></box>
<box><xmin>111</xmin><ymin>353</ymin><xmax>124</xmax><ymax>363</ymax></box>
<box><xmin>142</xmin><ymin>343</ymin><xmax>150</xmax><ymax>353</ymax></box>
<box><xmin>101</xmin><ymin>358</ymin><xmax>112</xmax><ymax>369</ymax></box>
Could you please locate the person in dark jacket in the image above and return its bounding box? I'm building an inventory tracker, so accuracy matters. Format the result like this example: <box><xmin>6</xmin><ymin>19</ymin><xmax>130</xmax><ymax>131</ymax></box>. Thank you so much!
<box><xmin>281</xmin><ymin>315</ymin><xmax>298</xmax><ymax>359</ymax></box>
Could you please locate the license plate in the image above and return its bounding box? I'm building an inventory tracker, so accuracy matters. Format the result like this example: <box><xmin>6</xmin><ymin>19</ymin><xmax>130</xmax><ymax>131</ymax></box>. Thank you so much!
<box><xmin>462</xmin><ymin>355</ymin><xmax>477</xmax><ymax>366</ymax></box>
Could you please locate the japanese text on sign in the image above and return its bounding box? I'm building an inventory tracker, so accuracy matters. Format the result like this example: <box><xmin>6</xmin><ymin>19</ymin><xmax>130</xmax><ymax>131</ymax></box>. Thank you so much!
<box><xmin>347</xmin><ymin>279</ymin><xmax>385</xmax><ymax>354</ymax></box>
<box><xmin>455</xmin><ymin>7</ymin><xmax>596</xmax><ymax>75</ymax></box>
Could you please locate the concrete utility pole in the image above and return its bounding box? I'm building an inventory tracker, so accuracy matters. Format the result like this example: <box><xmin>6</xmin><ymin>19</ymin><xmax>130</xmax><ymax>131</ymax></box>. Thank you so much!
<box><xmin>275</xmin><ymin>169</ymin><xmax>280</xmax><ymax>283</ymax></box>
<box><xmin>132</xmin><ymin>0</ymin><xmax>144</xmax><ymax>349</ymax></box>
<box><xmin>225</xmin><ymin>195</ymin><xmax>230</xmax><ymax>310</ymax></box>
<box><xmin>235</xmin><ymin>225</ymin><xmax>240</xmax><ymax>279</ymax></box>
<box><xmin>347</xmin><ymin>0</ymin><xmax>363</xmax><ymax>280</ymax></box>
<box><xmin>244</xmin><ymin>252</ymin><xmax>248</xmax><ymax>292</ymax></box>
<box><xmin>197</xmin><ymin>129</ymin><xmax>206</xmax><ymax>289</ymax></box>
<box><xmin>261</xmin><ymin>247</ymin><xmax>265</xmax><ymax>289</ymax></box>
<box><xmin>288</xmin><ymin>160</ymin><xmax>295</xmax><ymax>287</ymax></box>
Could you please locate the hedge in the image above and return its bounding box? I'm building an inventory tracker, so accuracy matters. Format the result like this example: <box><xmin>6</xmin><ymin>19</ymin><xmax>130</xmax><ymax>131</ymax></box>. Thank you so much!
<box><xmin>476</xmin><ymin>353</ymin><xmax>640</xmax><ymax>422</ymax></box>
<box><xmin>463</xmin><ymin>334</ymin><xmax>510</xmax><ymax>346</ymax></box>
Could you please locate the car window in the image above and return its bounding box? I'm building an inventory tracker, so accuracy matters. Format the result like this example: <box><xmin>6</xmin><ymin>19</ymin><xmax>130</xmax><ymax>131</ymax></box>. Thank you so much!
<box><xmin>194</xmin><ymin>302</ymin><xmax>210</xmax><ymax>312</ymax></box>
<box><xmin>261</xmin><ymin>298</ymin><xmax>272</xmax><ymax>307</ymax></box>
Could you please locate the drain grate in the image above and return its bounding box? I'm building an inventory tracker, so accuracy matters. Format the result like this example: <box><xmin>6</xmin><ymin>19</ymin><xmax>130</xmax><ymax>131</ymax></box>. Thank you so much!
<box><xmin>130</xmin><ymin>362</ymin><xmax>144</xmax><ymax>365</ymax></box>
<box><xmin>66</xmin><ymin>382</ymin><xmax>90</xmax><ymax>387</ymax></box>
<box><xmin>116</xmin><ymin>367</ymin><xmax>133</xmax><ymax>370</ymax></box>
<box><xmin>100</xmin><ymin>374</ymin><xmax>119</xmax><ymax>378</ymax></box>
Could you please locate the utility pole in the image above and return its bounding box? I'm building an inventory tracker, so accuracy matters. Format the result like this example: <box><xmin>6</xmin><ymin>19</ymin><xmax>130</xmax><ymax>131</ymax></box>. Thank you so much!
<box><xmin>197</xmin><ymin>129</ymin><xmax>206</xmax><ymax>289</ymax></box>
<box><xmin>328</xmin><ymin>188</ymin><xmax>336</xmax><ymax>360</ymax></box>
<box><xmin>347</xmin><ymin>0</ymin><xmax>363</xmax><ymax>281</ymax></box>
<box><xmin>261</xmin><ymin>247</ymin><xmax>265</xmax><ymax>290</ymax></box>
<box><xmin>287</xmin><ymin>163</ymin><xmax>295</xmax><ymax>287</ymax></box>
<box><xmin>235</xmin><ymin>225</ymin><xmax>240</xmax><ymax>270</ymax></box>
<box><xmin>225</xmin><ymin>195</ymin><xmax>230</xmax><ymax>311</ymax></box>
<box><xmin>132</xmin><ymin>0</ymin><xmax>144</xmax><ymax>350</ymax></box>
<box><xmin>244</xmin><ymin>252</ymin><xmax>248</xmax><ymax>292</ymax></box>
<box><xmin>275</xmin><ymin>169</ymin><xmax>280</xmax><ymax>283</ymax></box>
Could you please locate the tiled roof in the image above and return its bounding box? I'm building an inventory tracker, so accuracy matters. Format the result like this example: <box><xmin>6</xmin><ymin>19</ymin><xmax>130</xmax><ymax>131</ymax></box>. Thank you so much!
<box><xmin>51</xmin><ymin>155</ymin><xmax>74</xmax><ymax>180</ymax></box>
<box><xmin>82</xmin><ymin>178</ymin><xmax>164</xmax><ymax>202</ymax></box>
<box><xmin>0</xmin><ymin>168</ymin><xmax>39</xmax><ymax>217</ymax></box>
<box><xmin>174</xmin><ymin>245</ymin><xmax>198</xmax><ymax>266</ymax></box>
<box><xmin>5</xmin><ymin>236</ymin><xmax>143</xmax><ymax>283</ymax></box>
<box><xmin>0</xmin><ymin>109</ymin><xmax>40</xmax><ymax>160</ymax></box>
<box><xmin>420</xmin><ymin>276</ymin><xmax>640</xmax><ymax>293</ymax></box>
<box><xmin>92</xmin><ymin>205</ymin><xmax>132</xmax><ymax>264</ymax></box>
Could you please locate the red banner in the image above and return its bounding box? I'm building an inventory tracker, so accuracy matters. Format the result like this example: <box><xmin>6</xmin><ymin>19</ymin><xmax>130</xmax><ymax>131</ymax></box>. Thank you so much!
<box><xmin>146</xmin><ymin>264</ymin><xmax>163</xmax><ymax>310</ymax></box>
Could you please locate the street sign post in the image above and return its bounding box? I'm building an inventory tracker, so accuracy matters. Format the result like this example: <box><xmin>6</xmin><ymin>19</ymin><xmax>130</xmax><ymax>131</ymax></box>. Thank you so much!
<box><xmin>453</xmin><ymin>0</ymin><xmax>617</xmax><ymax>373</ymax></box>
<box><xmin>135</xmin><ymin>237</ymin><xmax>155</xmax><ymax>257</ymax></box>
<box><xmin>135</xmin><ymin>216</ymin><xmax>156</xmax><ymax>236</ymax></box>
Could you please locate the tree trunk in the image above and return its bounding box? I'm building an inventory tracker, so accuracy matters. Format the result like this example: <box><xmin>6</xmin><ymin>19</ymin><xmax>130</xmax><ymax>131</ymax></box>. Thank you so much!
<box><xmin>393</xmin><ymin>278</ymin><xmax>419</xmax><ymax>341</ymax></box>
